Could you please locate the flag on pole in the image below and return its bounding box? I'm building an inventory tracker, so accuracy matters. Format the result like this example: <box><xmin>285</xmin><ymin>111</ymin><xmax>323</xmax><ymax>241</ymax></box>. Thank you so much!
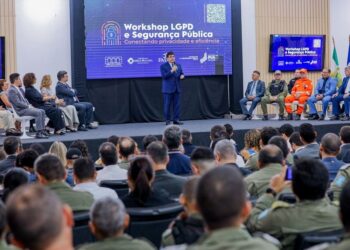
<box><xmin>331</xmin><ymin>37</ymin><xmax>343</xmax><ymax>87</ymax></box>
<box><xmin>347</xmin><ymin>35</ymin><xmax>350</xmax><ymax>66</ymax></box>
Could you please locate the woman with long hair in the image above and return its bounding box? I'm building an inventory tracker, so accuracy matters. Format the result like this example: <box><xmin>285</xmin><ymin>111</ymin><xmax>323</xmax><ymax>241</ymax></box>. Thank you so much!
<box><xmin>122</xmin><ymin>156</ymin><xmax>173</xmax><ymax>207</ymax></box>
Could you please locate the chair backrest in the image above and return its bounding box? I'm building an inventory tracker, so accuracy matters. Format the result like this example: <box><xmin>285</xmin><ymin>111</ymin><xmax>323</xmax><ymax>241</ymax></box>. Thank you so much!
<box><xmin>278</xmin><ymin>192</ymin><xmax>297</xmax><ymax>204</ymax></box>
<box><xmin>125</xmin><ymin>203</ymin><xmax>183</xmax><ymax>248</ymax></box>
<box><xmin>73</xmin><ymin>211</ymin><xmax>95</xmax><ymax>247</ymax></box>
<box><xmin>99</xmin><ymin>179</ymin><xmax>129</xmax><ymax>197</ymax></box>
<box><xmin>294</xmin><ymin>229</ymin><xmax>344</xmax><ymax>250</ymax></box>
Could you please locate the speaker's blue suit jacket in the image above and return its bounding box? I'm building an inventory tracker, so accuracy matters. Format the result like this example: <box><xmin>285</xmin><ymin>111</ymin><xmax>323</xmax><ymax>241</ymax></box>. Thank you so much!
<box><xmin>160</xmin><ymin>62</ymin><xmax>183</xmax><ymax>93</ymax></box>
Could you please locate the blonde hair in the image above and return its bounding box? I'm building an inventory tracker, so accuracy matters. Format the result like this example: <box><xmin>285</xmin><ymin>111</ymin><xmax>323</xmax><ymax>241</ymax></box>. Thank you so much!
<box><xmin>40</xmin><ymin>75</ymin><xmax>52</xmax><ymax>90</ymax></box>
<box><xmin>244</xmin><ymin>129</ymin><xmax>261</xmax><ymax>150</ymax></box>
<box><xmin>49</xmin><ymin>141</ymin><xmax>67</xmax><ymax>167</ymax></box>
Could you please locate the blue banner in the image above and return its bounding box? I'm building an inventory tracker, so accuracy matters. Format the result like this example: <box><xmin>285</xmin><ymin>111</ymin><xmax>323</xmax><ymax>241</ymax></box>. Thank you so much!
<box><xmin>84</xmin><ymin>0</ymin><xmax>232</xmax><ymax>79</ymax></box>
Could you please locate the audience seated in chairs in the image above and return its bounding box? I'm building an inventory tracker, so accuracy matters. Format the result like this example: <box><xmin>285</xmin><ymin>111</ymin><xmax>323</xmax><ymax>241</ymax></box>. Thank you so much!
<box><xmin>7</xmin><ymin>73</ymin><xmax>48</xmax><ymax>138</ymax></box>
<box><xmin>96</xmin><ymin>142</ymin><xmax>127</xmax><ymax>184</ymax></box>
<box><xmin>294</xmin><ymin>123</ymin><xmax>320</xmax><ymax>160</ymax></box>
<box><xmin>122</xmin><ymin>156</ymin><xmax>174</xmax><ymax>208</ymax></box>
<box><xmin>65</xmin><ymin>148</ymin><xmax>82</xmax><ymax>182</ymax></box>
<box><xmin>146</xmin><ymin>141</ymin><xmax>186</xmax><ymax>199</ymax></box>
<box><xmin>2</xmin><ymin>167</ymin><xmax>28</xmax><ymax>202</ymax></box>
<box><xmin>73</xmin><ymin>158</ymin><xmax>118</xmax><ymax>201</ymax></box>
<box><xmin>209</xmin><ymin>124</ymin><xmax>227</xmax><ymax>149</ymax></box>
<box><xmin>142</xmin><ymin>135</ymin><xmax>158</xmax><ymax>152</ymax></box>
<box><xmin>240</xmin><ymin>129</ymin><xmax>261</xmax><ymax>162</ymax></box>
<box><xmin>0</xmin><ymin>79</ymin><xmax>21</xmax><ymax>136</ymax></box>
<box><xmin>320</xmin><ymin>133</ymin><xmax>345</xmax><ymax>182</ymax></box>
<box><xmin>29</xmin><ymin>142</ymin><xmax>46</xmax><ymax>155</ymax></box>
<box><xmin>40</xmin><ymin>74</ymin><xmax>79</xmax><ymax>132</ymax></box>
<box><xmin>6</xmin><ymin>184</ymin><xmax>75</xmax><ymax>250</ymax></box>
<box><xmin>245</xmin><ymin>145</ymin><xmax>284</xmax><ymax>198</ymax></box>
<box><xmin>181</xmin><ymin>129</ymin><xmax>196</xmax><ymax>156</ymax></box>
<box><xmin>188</xmin><ymin>166</ymin><xmax>278</xmax><ymax>250</ymax></box>
<box><xmin>337</xmin><ymin>126</ymin><xmax>350</xmax><ymax>163</ymax></box>
<box><xmin>95</xmin><ymin>135</ymin><xmax>119</xmax><ymax>167</ymax></box>
<box><xmin>56</xmin><ymin>70</ymin><xmax>95</xmax><ymax>131</ymax></box>
<box><xmin>163</xmin><ymin>125</ymin><xmax>192</xmax><ymax>175</ymax></box>
<box><xmin>78</xmin><ymin>197</ymin><xmax>155</xmax><ymax>250</ymax></box>
<box><xmin>118</xmin><ymin>137</ymin><xmax>138</xmax><ymax>170</ymax></box>
<box><xmin>35</xmin><ymin>154</ymin><xmax>94</xmax><ymax>212</ymax></box>
<box><xmin>279</xmin><ymin>123</ymin><xmax>294</xmax><ymax>151</ymax></box>
<box><xmin>247</xmin><ymin>158</ymin><xmax>342</xmax><ymax>249</ymax></box>
<box><xmin>244</xmin><ymin>127</ymin><xmax>279</xmax><ymax>171</ymax></box>
<box><xmin>239</xmin><ymin>70</ymin><xmax>266</xmax><ymax>120</ymax></box>
<box><xmin>162</xmin><ymin>177</ymin><xmax>205</xmax><ymax>247</ymax></box>
<box><xmin>190</xmin><ymin>146</ymin><xmax>216</xmax><ymax>175</ymax></box>
<box><xmin>70</xmin><ymin>139</ymin><xmax>91</xmax><ymax>158</ymax></box>
<box><xmin>16</xmin><ymin>149</ymin><xmax>38</xmax><ymax>182</ymax></box>
<box><xmin>0</xmin><ymin>136</ymin><xmax>22</xmax><ymax>176</ymax></box>
<box><xmin>268</xmin><ymin>135</ymin><xmax>294</xmax><ymax>165</ymax></box>
<box><xmin>213</xmin><ymin>139</ymin><xmax>250</xmax><ymax>177</ymax></box>
<box><xmin>23</xmin><ymin>72</ymin><xmax>66</xmax><ymax>135</ymax></box>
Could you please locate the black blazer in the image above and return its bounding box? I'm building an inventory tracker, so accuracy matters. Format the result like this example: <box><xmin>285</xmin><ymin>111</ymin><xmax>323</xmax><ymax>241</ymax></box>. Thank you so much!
<box><xmin>24</xmin><ymin>86</ymin><xmax>50</xmax><ymax>108</ymax></box>
<box><xmin>337</xmin><ymin>144</ymin><xmax>350</xmax><ymax>163</ymax></box>
<box><xmin>122</xmin><ymin>189</ymin><xmax>174</xmax><ymax>208</ymax></box>
<box><xmin>0</xmin><ymin>155</ymin><xmax>16</xmax><ymax>175</ymax></box>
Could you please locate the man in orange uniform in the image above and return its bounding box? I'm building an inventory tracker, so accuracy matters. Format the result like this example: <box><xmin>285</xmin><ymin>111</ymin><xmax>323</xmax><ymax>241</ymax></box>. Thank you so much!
<box><xmin>285</xmin><ymin>68</ymin><xmax>313</xmax><ymax>120</ymax></box>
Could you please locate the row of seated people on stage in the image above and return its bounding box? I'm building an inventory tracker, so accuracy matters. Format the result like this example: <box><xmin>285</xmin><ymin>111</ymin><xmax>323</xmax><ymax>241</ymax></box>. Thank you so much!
<box><xmin>240</xmin><ymin>66</ymin><xmax>350</xmax><ymax>121</ymax></box>
<box><xmin>0</xmin><ymin>70</ymin><xmax>96</xmax><ymax>138</ymax></box>
<box><xmin>1</xmin><ymin>123</ymin><xmax>350</xmax><ymax>249</ymax></box>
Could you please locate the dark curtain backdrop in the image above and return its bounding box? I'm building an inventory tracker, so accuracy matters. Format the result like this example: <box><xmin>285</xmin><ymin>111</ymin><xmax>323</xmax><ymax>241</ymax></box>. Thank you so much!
<box><xmin>86</xmin><ymin>76</ymin><xmax>229</xmax><ymax>124</ymax></box>
<box><xmin>70</xmin><ymin>0</ymin><xmax>243</xmax><ymax>124</ymax></box>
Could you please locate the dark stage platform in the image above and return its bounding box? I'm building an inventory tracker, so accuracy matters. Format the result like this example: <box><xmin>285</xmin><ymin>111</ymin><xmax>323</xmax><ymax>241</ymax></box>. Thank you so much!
<box><xmin>4</xmin><ymin>118</ymin><xmax>350</xmax><ymax>160</ymax></box>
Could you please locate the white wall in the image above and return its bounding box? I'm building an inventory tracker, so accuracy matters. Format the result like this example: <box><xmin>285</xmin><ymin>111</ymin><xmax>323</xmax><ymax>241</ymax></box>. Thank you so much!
<box><xmin>241</xmin><ymin>0</ymin><xmax>256</xmax><ymax>92</ymax></box>
<box><xmin>15</xmin><ymin>0</ymin><xmax>71</xmax><ymax>91</ymax></box>
<box><xmin>330</xmin><ymin>0</ymin><xmax>350</xmax><ymax>71</ymax></box>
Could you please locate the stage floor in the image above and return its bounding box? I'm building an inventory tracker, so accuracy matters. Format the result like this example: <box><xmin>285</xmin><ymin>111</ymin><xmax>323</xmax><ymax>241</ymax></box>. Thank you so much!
<box><xmin>2</xmin><ymin>118</ymin><xmax>349</xmax><ymax>160</ymax></box>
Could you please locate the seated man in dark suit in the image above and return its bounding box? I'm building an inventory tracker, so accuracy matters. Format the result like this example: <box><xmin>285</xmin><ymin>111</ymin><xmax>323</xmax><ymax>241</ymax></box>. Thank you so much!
<box><xmin>7</xmin><ymin>73</ymin><xmax>48</xmax><ymax>138</ymax></box>
<box><xmin>147</xmin><ymin>141</ymin><xmax>186</xmax><ymax>198</ymax></box>
<box><xmin>239</xmin><ymin>70</ymin><xmax>265</xmax><ymax>120</ymax></box>
<box><xmin>0</xmin><ymin>136</ymin><xmax>21</xmax><ymax>175</ymax></box>
<box><xmin>294</xmin><ymin>123</ymin><xmax>320</xmax><ymax>160</ymax></box>
<box><xmin>213</xmin><ymin>139</ymin><xmax>250</xmax><ymax>177</ymax></box>
<box><xmin>163</xmin><ymin>125</ymin><xmax>192</xmax><ymax>175</ymax></box>
<box><xmin>55</xmin><ymin>70</ymin><xmax>95</xmax><ymax>131</ymax></box>
<box><xmin>35</xmin><ymin>154</ymin><xmax>94</xmax><ymax>212</ymax></box>
<box><xmin>338</xmin><ymin>126</ymin><xmax>350</xmax><ymax>163</ymax></box>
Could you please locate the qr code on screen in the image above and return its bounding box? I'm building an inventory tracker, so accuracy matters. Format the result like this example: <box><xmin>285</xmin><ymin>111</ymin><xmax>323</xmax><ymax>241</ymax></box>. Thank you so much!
<box><xmin>313</xmin><ymin>39</ymin><xmax>321</xmax><ymax>48</ymax></box>
<box><xmin>206</xmin><ymin>4</ymin><xmax>226</xmax><ymax>23</ymax></box>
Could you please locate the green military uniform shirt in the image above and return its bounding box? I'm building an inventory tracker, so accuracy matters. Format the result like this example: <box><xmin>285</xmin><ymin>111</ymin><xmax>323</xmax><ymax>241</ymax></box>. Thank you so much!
<box><xmin>247</xmin><ymin>194</ymin><xmax>342</xmax><ymax>250</ymax></box>
<box><xmin>326</xmin><ymin>233</ymin><xmax>350</xmax><ymax>250</ymax></box>
<box><xmin>245</xmin><ymin>163</ymin><xmax>282</xmax><ymax>198</ymax></box>
<box><xmin>118</xmin><ymin>160</ymin><xmax>130</xmax><ymax>170</ymax></box>
<box><xmin>331</xmin><ymin>164</ymin><xmax>350</xmax><ymax>201</ymax></box>
<box><xmin>265</xmin><ymin>80</ymin><xmax>288</xmax><ymax>98</ymax></box>
<box><xmin>78</xmin><ymin>234</ymin><xmax>155</xmax><ymax>250</ymax></box>
<box><xmin>245</xmin><ymin>153</ymin><xmax>294</xmax><ymax>172</ymax></box>
<box><xmin>47</xmin><ymin>181</ymin><xmax>94</xmax><ymax>212</ymax></box>
<box><xmin>186</xmin><ymin>227</ymin><xmax>278</xmax><ymax>250</ymax></box>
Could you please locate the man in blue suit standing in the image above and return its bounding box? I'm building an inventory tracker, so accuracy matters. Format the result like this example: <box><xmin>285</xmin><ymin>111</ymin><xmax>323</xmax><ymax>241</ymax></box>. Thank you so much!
<box><xmin>331</xmin><ymin>66</ymin><xmax>350</xmax><ymax>121</ymax></box>
<box><xmin>160</xmin><ymin>51</ymin><xmax>185</xmax><ymax>125</ymax></box>
<box><xmin>307</xmin><ymin>69</ymin><xmax>337</xmax><ymax>120</ymax></box>
<box><xmin>239</xmin><ymin>70</ymin><xmax>265</xmax><ymax>120</ymax></box>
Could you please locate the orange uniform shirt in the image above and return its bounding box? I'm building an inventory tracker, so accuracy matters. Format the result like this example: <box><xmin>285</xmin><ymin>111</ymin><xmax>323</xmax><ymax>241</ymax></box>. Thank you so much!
<box><xmin>291</xmin><ymin>78</ymin><xmax>313</xmax><ymax>97</ymax></box>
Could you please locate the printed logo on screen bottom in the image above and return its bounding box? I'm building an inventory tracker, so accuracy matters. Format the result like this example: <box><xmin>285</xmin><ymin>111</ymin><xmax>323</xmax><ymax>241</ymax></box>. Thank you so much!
<box><xmin>105</xmin><ymin>56</ymin><xmax>123</xmax><ymax>67</ymax></box>
<box><xmin>200</xmin><ymin>52</ymin><xmax>219</xmax><ymax>64</ymax></box>
<box><xmin>127</xmin><ymin>57</ymin><xmax>153</xmax><ymax>65</ymax></box>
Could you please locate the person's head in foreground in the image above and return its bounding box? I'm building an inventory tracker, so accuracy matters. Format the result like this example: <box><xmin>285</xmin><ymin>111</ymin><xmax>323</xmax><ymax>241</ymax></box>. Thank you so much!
<box><xmin>179</xmin><ymin>177</ymin><xmax>200</xmax><ymax>215</ymax></box>
<box><xmin>196</xmin><ymin>166</ymin><xmax>250</xmax><ymax>230</ymax></box>
<box><xmin>340</xmin><ymin>181</ymin><xmax>350</xmax><ymax>233</ymax></box>
<box><xmin>89</xmin><ymin>197</ymin><xmax>129</xmax><ymax>240</ymax></box>
<box><xmin>34</xmin><ymin>154</ymin><xmax>66</xmax><ymax>185</ymax></box>
<box><xmin>6</xmin><ymin>184</ymin><xmax>74</xmax><ymax>250</ymax></box>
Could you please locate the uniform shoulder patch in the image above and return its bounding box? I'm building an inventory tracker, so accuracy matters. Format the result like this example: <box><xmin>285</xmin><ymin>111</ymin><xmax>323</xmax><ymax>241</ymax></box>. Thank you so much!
<box><xmin>271</xmin><ymin>201</ymin><xmax>291</xmax><ymax>210</ymax></box>
<box><xmin>340</xmin><ymin>164</ymin><xmax>350</xmax><ymax>170</ymax></box>
<box><xmin>334</xmin><ymin>175</ymin><xmax>347</xmax><ymax>187</ymax></box>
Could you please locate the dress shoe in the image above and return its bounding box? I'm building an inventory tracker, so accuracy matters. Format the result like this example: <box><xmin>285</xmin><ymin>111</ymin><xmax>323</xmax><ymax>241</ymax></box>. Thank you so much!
<box><xmin>78</xmin><ymin>125</ymin><xmax>88</xmax><ymax>131</ymax></box>
<box><xmin>295</xmin><ymin>114</ymin><xmax>301</xmax><ymax>120</ymax></box>
<box><xmin>5</xmin><ymin>128</ymin><xmax>22</xmax><ymax>136</ymax></box>
<box><xmin>308</xmin><ymin>114</ymin><xmax>319</xmax><ymax>120</ymax></box>
<box><xmin>330</xmin><ymin>116</ymin><xmax>339</xmax><ymax>121</ymax></box>
<box><xmin>87</xmin><ymin>123</ymin><xmax>98</xmax><ymax>129</ymax></box>
<box><xmin>341</xmin><ymin>116</ymin><xmax>350</xmax><ymax>121</ymax></box>
<box><xmin>318</xmin><ymin>115</ymin><xmax>325</xmax><ymax>120</ymax></box>
<box><xmin>243</xmin><ymin>115</ymin><xmax>251</xmax><ymax>120</ymax></box>
<box><xmin>35</xmin><ymin>131</ymin><xmax>49</xmax><ymax>139</ymax></box>
<box><xmin>66</xmin><ymin>126</ymin><xmax>77</xmax><ymax>132</ymax></box>
<box><xmin>173</xmin><ymin>121</ymin><xmax>184</xmax><ymax>125</ymax></box>
<box><xmin>55</xmin><ymin>129</ymin><xmax>66</xmax><ymax>135</ymax></box>
<box><xmin>262</xmin><ymin>115</ymin><xmax>268</xmax><ymax>121</ymax></box>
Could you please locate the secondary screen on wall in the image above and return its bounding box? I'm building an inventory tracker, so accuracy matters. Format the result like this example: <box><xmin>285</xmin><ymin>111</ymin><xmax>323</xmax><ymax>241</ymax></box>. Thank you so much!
<box><xmin>84</xmin><ymin>0</ymin><xmax>232</xmax><ymax>79</ymax></box>
<box><xmin>269</xmin><ymin>34</ymin><xmax>325</xmax><ymax>72</ymax></box>
<box><xmin>0</xmin><ymin>38</ymin><xmax>4</xmax><ymax>79</ymax></box>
